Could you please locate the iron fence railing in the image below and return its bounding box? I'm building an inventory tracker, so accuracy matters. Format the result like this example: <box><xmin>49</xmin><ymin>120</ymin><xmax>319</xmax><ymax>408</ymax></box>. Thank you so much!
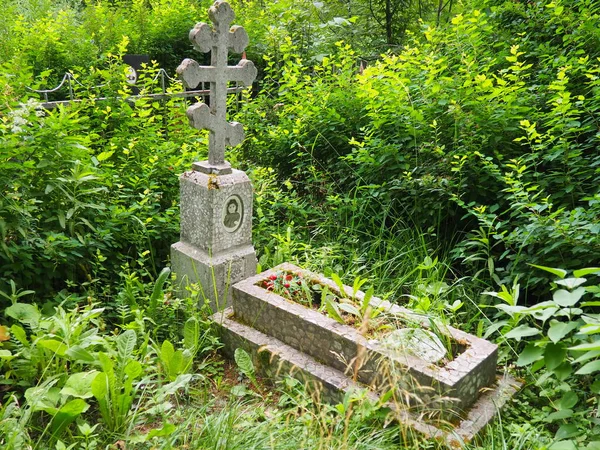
<box><xmin>25</xmin><ymin>68</ymin><xmax>246</xmax><ymax>109</ymax></box>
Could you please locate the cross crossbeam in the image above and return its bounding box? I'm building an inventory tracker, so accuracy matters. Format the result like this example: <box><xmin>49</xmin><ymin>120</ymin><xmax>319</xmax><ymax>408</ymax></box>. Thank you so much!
<box><xmin>177</xmin><ymin>1</ymin><xmax>257</xmax><ymax>174</ymax></box>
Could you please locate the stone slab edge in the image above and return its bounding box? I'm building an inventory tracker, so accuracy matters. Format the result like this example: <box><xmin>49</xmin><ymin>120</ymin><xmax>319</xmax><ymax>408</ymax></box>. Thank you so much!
<box><xmin>211</xmin><ymin>308</ymin><xmax>522</xmax><ymax>449</ymax></box>
<box><xmin>233</xmin><ymin>263</ymin><xmax>497</xmax><ymax>392</ymax></box>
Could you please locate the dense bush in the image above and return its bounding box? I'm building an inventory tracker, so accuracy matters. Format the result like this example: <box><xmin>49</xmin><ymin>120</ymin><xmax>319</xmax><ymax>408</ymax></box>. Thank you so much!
<box><xmin>0</xmin><ymin>0</ymin><xmax>205</xmax><ymax>92</ymax></box>
<box><xmin>0</xmin><ymin>62</ymin><xmax>199</xmax><ymax>298</ymax></box>
<box><xmin>239</xmin><ymin>0</ymin><xmax>600</xmax><ymax>297</ymax></box>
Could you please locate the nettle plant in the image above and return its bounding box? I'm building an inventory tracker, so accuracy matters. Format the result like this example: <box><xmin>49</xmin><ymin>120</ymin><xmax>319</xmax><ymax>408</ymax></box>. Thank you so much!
<box><xmin>484</xmin><ymin>265</ymin><xmax>600</xmax><ymax>443</ymax></box>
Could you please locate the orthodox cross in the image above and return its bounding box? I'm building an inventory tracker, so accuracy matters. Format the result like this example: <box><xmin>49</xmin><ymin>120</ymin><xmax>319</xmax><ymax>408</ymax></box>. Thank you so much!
<box><xmin>177</xmin><ymin>1</ymin><xmax>257</xmax><ymax>174</ymax></box>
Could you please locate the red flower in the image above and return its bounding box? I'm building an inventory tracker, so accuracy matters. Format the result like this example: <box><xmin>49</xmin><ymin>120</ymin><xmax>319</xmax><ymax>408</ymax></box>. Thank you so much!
<box><xmin>284</xmin><ymin>283</ymin><xmax>290</xmax><ymax>288</ymax></box>
<box><xmin>269</xmin><ymin>274</ymin><xmax>277</xmax><ymax>281</ymax></box>
<box><xmin>285</xmin><ymin>274</ymin><xmax>293</xmax><ymax>281</ymax></box>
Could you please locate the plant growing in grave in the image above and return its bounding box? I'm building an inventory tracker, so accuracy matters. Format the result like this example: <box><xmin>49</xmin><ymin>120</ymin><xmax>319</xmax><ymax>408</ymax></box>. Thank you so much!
<box><xmin>483</xmin><ymin>265</ymin><xmax>600</xmax><ymax>445</ymax></box>
<box><xmin>261</xmin><ymin>270</ymin><xmax>385</xmax><ymax>333</ymax></box>
<box><xmin>258</xmin><ymin>268</ymin><xmax>458</xmax><ymax>364</ymax></box>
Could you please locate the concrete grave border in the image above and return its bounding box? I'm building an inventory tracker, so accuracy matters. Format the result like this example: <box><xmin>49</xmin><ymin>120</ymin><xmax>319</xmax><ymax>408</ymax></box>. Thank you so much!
<box><xmin>230</xmin><ymin>263</ymin><xmax>500</xmax><ymax>418</ymax></box>
<box><xmin>212</xmin><ymin>305</ymin><xmax>521</xmax><ymax>448</ymax></box>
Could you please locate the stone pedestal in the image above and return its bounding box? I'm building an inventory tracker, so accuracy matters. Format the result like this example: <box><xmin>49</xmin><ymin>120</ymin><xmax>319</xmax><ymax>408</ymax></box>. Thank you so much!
<box><xmin>171</xmin><ymin>166</ymin><xmax>256</xmax><ymax>312</ymax></box>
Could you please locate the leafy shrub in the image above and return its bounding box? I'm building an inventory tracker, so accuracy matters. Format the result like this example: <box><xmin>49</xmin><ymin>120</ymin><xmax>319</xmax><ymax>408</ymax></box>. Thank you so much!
<box><xmin>240</xmin><ymin>1</ymin><xmax>600</xmax><ymax>299</ymax></box>
<box><xmin>483</xmin><ymin>266</ymin><xmax>600</xmax><ymax>446</ymax></box>
<box><xmin>0</xmin><ymin>61</ymin><xmax>198</xmax><ymax>299</ymax></box>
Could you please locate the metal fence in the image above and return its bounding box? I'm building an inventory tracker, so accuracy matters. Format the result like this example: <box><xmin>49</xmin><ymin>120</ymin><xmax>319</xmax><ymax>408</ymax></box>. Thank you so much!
<box><xmin>26</xmin><ymin>68</ymin><xmax>246</xmax><ymax>109</ymax></box>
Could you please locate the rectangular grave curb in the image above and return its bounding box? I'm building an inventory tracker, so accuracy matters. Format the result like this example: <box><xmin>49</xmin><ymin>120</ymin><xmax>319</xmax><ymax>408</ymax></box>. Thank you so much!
<box><xmin>232</xmin><ymin>263</ymin><xmax>498</xmax><ymax>416</ymax></box>
<box><xmin>212</xmin><ymin>307</ymin><xmax>521</xmax><ymax>449</ymax></box>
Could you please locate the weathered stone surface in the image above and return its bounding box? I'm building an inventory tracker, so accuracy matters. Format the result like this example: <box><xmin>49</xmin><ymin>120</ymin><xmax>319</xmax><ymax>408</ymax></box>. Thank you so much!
<box><xmin>171</xmin><ymin>241</ymin><xmax>255</xmax><ymax>312</ymax></box>
<box><xmin>232</xmin><ymin>263</ymin><xmax>499</xmax><ymax>418</ymax></box>
<box><xmin>171</xmin><ymin>168</ymin><xmax>256</xmax><ymax>311</ymax></box>
<box><xmin>212</xmin><ymin>307</ymin><xmax>521</xmax><ymax>448</ymax></box>
<box><xmin>171</xmin><ymin>2</ymin><xmax>257</xmax><ymax>311</ymax></box>
<box><xmin>176</xmin><ymin>0</ymin><xmax>257</xmax><ymax>173</ymax></box>
<box><xmin>179</xmin><ymin>169</ymin><xmax>253</xmax><ymax>254</ymax></box>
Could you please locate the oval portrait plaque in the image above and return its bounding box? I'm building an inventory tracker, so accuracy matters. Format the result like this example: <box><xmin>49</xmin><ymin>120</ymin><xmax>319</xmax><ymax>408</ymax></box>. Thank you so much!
<box><xmin>222</xmin><ymin>195</ymin><xmax>243</xmax><ymax>233</ymax></box>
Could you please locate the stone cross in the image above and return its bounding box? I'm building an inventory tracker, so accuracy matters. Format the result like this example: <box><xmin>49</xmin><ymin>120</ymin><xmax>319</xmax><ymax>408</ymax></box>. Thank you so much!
<box><xmin>177</xmin><ymin>1</ymin><xmax>257</xmax><ymax>175</ymax></box>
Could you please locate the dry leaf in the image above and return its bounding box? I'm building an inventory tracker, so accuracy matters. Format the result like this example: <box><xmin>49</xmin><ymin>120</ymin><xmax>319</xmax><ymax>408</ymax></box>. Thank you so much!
<box><xmin>0</xmin><ymin>325</ymin><xmax>9</xmax><ymax>342</ymax></box>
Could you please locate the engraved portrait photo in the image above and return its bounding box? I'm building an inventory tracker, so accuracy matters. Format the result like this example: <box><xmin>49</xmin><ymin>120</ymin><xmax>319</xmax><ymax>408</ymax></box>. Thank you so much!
<box><xmin>223</xmin><ymin>195</ymin><xmax>243</xmax><ymax>232</ymax></box>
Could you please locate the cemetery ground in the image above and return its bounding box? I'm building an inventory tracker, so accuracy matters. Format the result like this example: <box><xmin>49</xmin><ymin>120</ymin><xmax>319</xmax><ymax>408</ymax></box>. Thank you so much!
<box><xmin>2</xmin><ymin>0</ymin><xmax>600</xmax><ymax>449</ymax></box>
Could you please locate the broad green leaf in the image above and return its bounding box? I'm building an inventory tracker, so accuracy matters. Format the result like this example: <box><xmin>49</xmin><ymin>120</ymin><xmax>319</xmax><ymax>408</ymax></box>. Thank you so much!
<box><xmin>234</xmin><ymin>348</ymin><xmax>255</xmax><ymax>378</ymax></box>
<box><xmin>568</xmin><ymin>342</ymin><xmax>600</xmax><ymax>352</ymax></box>
<box><xmin>352</xmin><ymin>277</ymin><xmax>368</xmax><ymax>297</ymax></box>
<box><xmin>517</xmin><ymin>343</ymin><xmax>544</xmax><ymax>367</ymax></box>
<box><xmin>573</xmin><ymin>268</ymin><xmax>600</xmax><ymax>278</ymax></box>
<box><xmin>483</xmin><ymin>319</ymin><xmax>508</xmax><ymax>339</ymax></box>
<box><xmin>492</xmin><ymin>304</ymin><xmax>526</xmax><ymax>316</ymax></box>
<box><xmin>150</xmin><ymin>267</ymin><xmax>171</xmax><ymax>311</ymax></box>
<box><xmin>575</xmin><ymin>360</ymin><xmax>600</xmax><ymax>375</ymax></box>
<box><xmin>504</xmin><ymin>325</ymin><xmax>540</xmax><ymax>341</ymax></box>
<box><xmin>523</xmin><ymin>300</ymin><xmax>558</xmax><ymax>312</ymax></box>
<box><xmin>0</xmin><ymin>349</ymin><xmax>13</xmax><ymax>359</ymax></box>
<box><xmin>50</xmin><ymin>399</ymin><xmax>88</xmax><ymax>437</ymax></box>
<box><xmin>544</xmin><ymin>408</ymin><xmax>573</xmax><ymax>422</ymax></box>
<box><xmin>58</xmin><ymin>211</ymin><xmax>66</xmax><ymax>229</ymax></box>
<box><xmin>556</xmin><ymin>307</ymin><xmax>583</xmax><ymax>318</ymax></box>
<box><xmin>96</xmin><ymin>150</ymin><xmax>114</xmax><ymax>162</ymax></box>
<box><xmin>338</xmin><ymin>302</ymin><xmax>360</xmax><ymax>317</ymax></box>
<box><xmin>167</xmin><ymin>350</ymin><xmax>184</xmax><ymax>378</ymax></box>
<box><xmin>147</xmin><ymin>422</ymin><xmax>176</xmax><ymax>439</ymax></box>
<box><xmin>158</xmin><ymin>374</ymin><xmax>194</xmax><ymax>397</ymax></box>
<box><xmin>553</xmin><ymin>362</ymin><xmax>572</xmax><ymax>381</ymax></box>
<box><xmin>580</xmin><ymin>324</ymin><xmax>600</xmax><ymax>335</ymax></box>
<box><xmin>325</xmin><ymin>297</ymin><xmax>345</xmax><ymax>324</ymax></box>
<box><xmin>125</xmin><ymin>360</ymin><xmax>142</xmax><ymax>379</ymax></box>
<box><xmin>60</xmin><ymin>371</ymin><xmax>98</xmax><ymax>399</ymax></box>
<box><xmin>230</xmin><ymin>384</ymin><xmax>251</xmax><ymax>397</ymax></box>
<box><xmin>484</xmin><ymin>289</ymin><xmax>517</xmax><ymax>306</ymax></box>
<box><xmin>10</xmin><ymin>325</ymin><xmax>28</xmax><ymax>346</ymax></box>
<box><xmin>548</xmin><ymin>321</ymin><xmax>580</xmax><ymax>343</ymax></box>
<box><xmin>361</xmin><ymin>286</ymin><xmax>374</xmax><ymax>312</ymax></box>
<box><xmin>38</xmin><ymin>339</ymin><xmax>68</xmax><ymax>356</ymax></box>
<box><xmin>331</xmin><ymin>273</ymin><xmax>346</xmax><ymax>297</ymax></box>
<box><xmin>545</xmin><ymin>343</ymin><xmax>566</xmax><ymax>370</ymax></box>
<box><xmin>531</xmin><ymin>306</ymin><xmax>559</xmax><ymax>323</ymax></box>
<box><xmin>555</xmin><ymin>424</ymin><xmax>580</xmax><ymax>441</ymax></box>
<box><xmin>116</xmin><ymin>329</ymin><xmax>137</xmax><ymax>363</ymax></box>
<box><xmin>529</xmin><ymin>264</ymin><xmax>567</xmax><ymax>279</ymax></box>
<box><xmin>6</xmin><ymin>303</ymin><xmax>40</xmax><ymax>327</ymax></box>
<box><xmin>573</xmin><ymin>350</ymin><xmax>600</xmax><ymax>364</ymax></box>
<box><xmin>183</xmin><ymin>317</ymin><xmax>200</xmax><ymax>352</ymax></box>
<box><xmin>548</xmin><ymin>441</ymin><xmax>577</xmax><ymax>450</ymax></box>
<box><xmin>557</xmin><ymin>391</ymin><xmax>578</xmax><ymax>409</ymax></box>
<box><xmin>553</xmin><ymin>288</ymin><xmax>586</xmax><ymax>307</ymax></box>
<box><xmin>160</xmin><ymin>340</ymin><xmax>175</xmax><ymax>366</ymax></box>
<box><xmin>91</xmin><ymin>372</ymin><xmax>109</xmax><ymax>400</ymax></box>
<box><xmin>97</xmin><ymin>352</ymin><xmax>114</xmax><ymax>374</ymax></box>
<box><xmin>25</xmin><ymin>382</ymin><xmax>59</xmax><ymax>411</ymax></box>
<box><xmin>555</xmin><ymin>278</ymin><xmax>587</xmax><ymax>289</ymax></box>
<box><xmin>66</xmin><ymin>345</ymin><xmax>95</xmax><ymax>363</ymax></box>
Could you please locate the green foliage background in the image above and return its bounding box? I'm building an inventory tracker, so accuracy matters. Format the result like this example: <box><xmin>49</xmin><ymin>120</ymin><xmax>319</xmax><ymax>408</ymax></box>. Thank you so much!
<box><xmin>1</xmin><ymin>0</ymin><xmax>600</xmax><ymax>448</ymax></box>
